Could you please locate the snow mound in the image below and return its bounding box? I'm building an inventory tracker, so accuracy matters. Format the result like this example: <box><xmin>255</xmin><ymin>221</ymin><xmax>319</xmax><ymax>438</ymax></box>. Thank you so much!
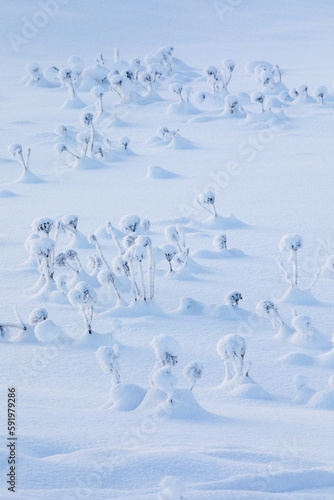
<box><xmin>279</xmin><ymin>352</ymin><xmax>314</xmax><ymax>366</ymax></box>
<box><xmin>191</xmin><ymin>248</ymin><xmax>247</xmax><ymax>259</ymax></box>
<box><xmin>74</xmin><ymin>330</ymin><xmax>119</xmax><ymax>348</ymax></box>
<box><xmin>0</xmin><ymin>189</ymin><xmax>18</xmax><ymax>197</ymax></box>
<box><xmin>193</xmin><ymin>214</ymin><xmax>247</xmax><ymax>230</ymax></box>
<box><xmin>155</xmin><ymin>388</ymin><xmax>220</xmax><ymax>421</ymax></box>
<box><xmin>308</xmin><ymin>389</ymin><xmax>334</xmax><ymax>410</ymax></box>
<box><xmin>166</xmin><ymin>100</ymin><xmax>201</xmax><ymax>115</ymax></box>
<box><xmin>61</xmin><ymin>96</ymin><xmax>86</xmax><ymax>109</ymax></box>
<box><xmin>173</xmin><ymin>297</ymin><xmax>206</xmax><ymax>315</ymax></box>
<box><xmin>279</xmin><ymin>286</ymin><xmax>319</xmax><ymax>305</ymax></box>
<box><xmin>34</xmin><ymin>319</ymin><xmax>63</xmax><ymax>343</ymax></box>
<box><xmin>220</xmin><ymin>374</ymin><xmax>273</xmax><ymax>401</ymax></box>
<box><xmin>147</xmin><ymin>165</ymin><xmax>181</xmax><ymax>179</ymax></box>
<box><xmin>108</xmin><ymin>383</ymin><xmax>147</xmax><ymax>411</ymax></box>
<box><xmin>99</xmin><ymin>300</ymin><xmax>166</xmax><ymax>318</ymax></box>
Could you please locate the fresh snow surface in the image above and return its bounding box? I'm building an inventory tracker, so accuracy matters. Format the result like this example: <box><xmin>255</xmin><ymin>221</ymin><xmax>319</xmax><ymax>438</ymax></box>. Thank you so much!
<box><xmin>1</xmin><ymin>1</ymin><xmax>334</xmax><ymax>499</ymax></box>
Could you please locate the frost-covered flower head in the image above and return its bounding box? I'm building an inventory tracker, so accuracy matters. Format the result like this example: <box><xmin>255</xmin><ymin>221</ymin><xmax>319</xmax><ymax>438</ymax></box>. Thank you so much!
<box><xmin>183</xmin><ymin>361</ymin><xmax>203</xmax><ymax>390</ymax></box>
<box><xmin>279</xmin><ymin>234</ymin><xmax>303</xmax><ymax>252</ymax></box>
<box><xmin>138</xmin><ymin>71</ymin><xmax>152</xmax><ymax>86</ymax></box>
<box><xmin>54</xmin><ymin>124</ymin><xmax>68</xmax><ymax>137</ymax></box>
<box><xmin>216</xmin><ymin>334</ymin><xmax>246</xmax><ymax>361</ymax></box>
<box><xmin>62</xmin><ymin>214</ymin><xmax>78</xmax><ymax>231</ymax></box>
<box><xmin>96</xmin><ymin>345</ymin><xmax>120</xmax><ymax>376</ymax></box>
<box><xmin>119</xmin><ymin>136</ymin><xmax>130</xmax><ymax>150</ymax></box>
<box><xmin>55</xmin><ymin>252</ymin><xmax>67</xmax><ymax>268</ymax></box>
<box><xmin>30</xmin><ymin>237</ymin><xmax>55</xmax><ymax>258</ymax></box>
<box><xmin>164</xmin><ymin>225</ymin><xmax>180</xmax><ymax>244</ymax></box>
<box><xmin>204</xmin><ymin>65</ymin><xmax>218</xmax><ymax>77</ymax></box>
<box><xmin>313</xmin><ymin>86</ymin><xmax>327</xmax><ymax>104</ymax></box>
<box><xmin>289</xmin><ymin>88</ymin><xmax>299</xmax><ymax>99</ymax></box>
<box><xmin>131</xmin><ymin>244</ymin><xmax>147</xmax><ymax>262</ymax></box>
<box><xmin>58</xmin><ymin>67</ymin><xmax>73</xmax><ymax>84</ymax></box>
<box><xmin>141</xmin><ymin>219</ymin><xmax>151</xmax><ymax>233</ymax></box>
<box><xmin>8</xmin><ymin>143</ymin><xmax>23</xmax><ymax>157</ymax></box>
<box><xmin>25</xmin><ymin>62</ymin><xmax>42</xmax><ymax>82</ymax></box>
<box><xmin>119</xmin><ymin>214</ymin><xmax>141</xmax><ymax>234</ymax></box>
<box><xmin>213</xmin><ymin>233</ymin><xmax>227</xmax><ymax>250</ymax></box>
<box><xmin>147</xmin><ymin>62</ymin><xmax>164</xmax><ymax>80</ymax></box>
<box><xmin>68</xmin><ymin>281</ymin><xmax>97</xmax><ymax>307</ymax></box>
<box><xmin>224</xmin><ymin>94</ymin><xmax>239</xmax><ymax>114</ymax></box>
<box><xmin>251</xmin><ymin>91</ymin><xmax>265</xmax><ymax>111</ymax></box>
<box><xmin>80</xmin><ymin>112</ymin><xmax>94</xmax><ymax>127</ymax></box>
<box><xmin>255</xmin><ymin>300</ymin><xmax>278</xmax><ymax>318</ymax></box>
<box><xmin>161</xmin><ymin>244</ymin><xmax>177</xmax><ymax>262</ymax></box>
<box><xmin>169</xmin><ymin>82</ymin><xmax>183</xmax><ymax>100</ymax></box>
<box><xmin>151</xmin><ymin>334</ymin><xmax>179</xmax><ymax>366</ymax></box>
<box><xmin>28</xmin><ymin>308</ymin><xmax>48</xmax><ymax>325</ymax></box>
<box><xmin>122</xmin><ymin>234</ymin><xmax>136</xmax><ymax>249</ymax></box>
<box><xmin>97</xmin><ymin>269</ymin><xmax>117</xmax><ymax>286</ymax></box>
<box><xmin>112</xmin><ymin>255</ymin><xmax>128</xmax><ymax>276</ymax></box>
<box><xmin>152</xmin><ymin>365</ymin><xmax>177</xmax><ymax>401</ymax></box>
<box><xmin>31</xmin><ymin>217</ymin><xmax>54</xmax><ymax>236</ymax></box>
<box><xmin>225</xmin><ymin>291</ymin><xmax>242</xmax><ymax>307</ymax></box>
<box><xmin>199</xmin><ymin>190</ymin><xmax>215</xmax><ymax>206</ymax></box>
<box><xmin>68</xmin><ymin>55</ymin><xmax>85</xmax><ymax>71</ymax></box>
<box><xmin>292</xmin><ymin>314</ymin><xmax>312</xmax><ymax>333</ymax></box>
<box><xmin>136</xmin><ymin>235</ymin><xmax>151</xmax><ymax>248</ymax></box>
<box><xmin>296</xmin><ymin>84</ymin><xmax>308</xmax><ymax>96</ymax></box>
<box><xmin>222</xmin><ymin>58</ymin><xmax>235</xmax><ymax>72</ymax></box>
<box><xmin>90</xmin><ymin>85</ymin><xmax>104</xmax><ymax>99</ymax></box>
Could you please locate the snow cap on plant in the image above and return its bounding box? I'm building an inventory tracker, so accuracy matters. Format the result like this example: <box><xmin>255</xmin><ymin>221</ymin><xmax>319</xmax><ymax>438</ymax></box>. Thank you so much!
<box><xmin>122</xmin><ymin>234</ymin><xmax>136</xmax><ymax>249</ymax></box>
<box><xmin>62</xmin><ymin>214</ymin><xmax>78</xmax><ymax>231</ymax></box>
<box><xmin>119</xmin><ymin>136</ymin><xmax>130</xmax><ymax>150</ymax></box>
<box><xmin>292</xmin><ymin>314</ymin><xmax>312</xmax><ymax>333</ymax></box>
<box><xmin>161</xmin><ymin>243</ymin><xmax>177</xmax><ymax>272</ymax></box>
<box><xmin>224</xmin><ymin>94</ymin><xmax>239</xmax><ymax>113</ymax></box>
<box><xmin>279</xmin><ymin>233</ymin><xmax>303</xmax><ymax>252</ymax></box>
<box><xmin>90</xmin><ymin>85</ymin><xmax>104</xmax><ymax>99</ymax></box>
<box><xmin>158</xmin><ymin>476</ymin><xmax>186</xmax><ymax>500</ymax></box>
<box><xmin>28</xmin><ymin>308</ymin><xmax>48</xmax><ymax>325</ymax></box>
<box><xmin>54</xmin><ymin>124</ymin><xmax>68</xmax><ymax>136</ymax></box>
<box><xmin>199</xmin><ymin>190</ymin><xmax>215</xmax><ymax>206</ymax></box>
<box><xmin>217</xmin><ymin>334</ymin><xmax>246</xmax><ymax>360</ymax></box>
<box><xmin>313</xmin><ymin>86</ymin><xmax>327</xmax><ymax>103</ymax></box>
<box><xmin>293</xmin><ymin>374</ymin><xmax>309</xmax><ymax>391</ymax></box>
<box><xmin>68</xmin><ymin>281</ymin><xmax>97</xmax><ymax>307</ymax></box>
<box><xmin>25</xmin><ymin>62</ymin><xmax>42</xmax><ymax>81</ymax></box>
<box><xmin>80</xmin><ymin>112</ymin><xmax>94</xmax><ymax>127</ymax></box>
<box><xmin>152</xmin><ymin>365</ymin><xmax>177</xmax><ymax>403</ymax></box>
<box><xmin>8</xmin><ymin>143</ymin><xmax>23</xmax><ymax>157</ymax></box>
<box><xmin>119</xmin><ymin>214</ymin><xmax>141</xmax><ymax>234</ymax></box>
<box><xmin>136</xmin><ymin>235</ymin><xmax>151</xmax><ymax>248</ymax></box>
<box><xmin>255</xmin><ymin>299</ymin><xmax>278</xmax><ymax>318</ymax></box>
<box><xmin>222</xmin><ymin>58</ymin><xmax>235</xmax><ymax>72</ymax></box>
<box><xmin>30</xmin><ymin>236</ymin><xmax>55</xmax><ymax>258</ymax></box>
<box><xmin>151</xmin><ymin>334</ymin><xmax>179</xmax><ymax>366</ymax></box>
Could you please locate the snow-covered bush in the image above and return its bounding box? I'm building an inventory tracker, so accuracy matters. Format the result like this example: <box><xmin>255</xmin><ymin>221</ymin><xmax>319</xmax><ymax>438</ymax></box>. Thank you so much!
<box><xmin>98</xmin><ymin>270</ymin><xmax>124</xmax><ymax>304</ymax></box>
<box><xmin>217</xmin><ymin>334</ymin><xmax>246</xmax><ymax>381</ymax></box>
<box><xmin>96</xmin><ymin>345</ymin><xmax>120</xmax><ymax>385</ymax></box>
<box><xmin>183</xmin><ymin>361</ymin><xmax>203</xmax><ymax>391</ymax></box>
<box><xmin>68</xmin><ymin>281</ymin><xmax>97</xmax><ymax>335</ymax></box>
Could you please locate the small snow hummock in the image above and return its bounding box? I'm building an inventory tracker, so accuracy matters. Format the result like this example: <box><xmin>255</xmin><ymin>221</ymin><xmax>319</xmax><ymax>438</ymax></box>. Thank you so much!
<box><xmin>158</xmin><ymin>476</ymin><xmax>186</xmax><ymax>500</ymax></box>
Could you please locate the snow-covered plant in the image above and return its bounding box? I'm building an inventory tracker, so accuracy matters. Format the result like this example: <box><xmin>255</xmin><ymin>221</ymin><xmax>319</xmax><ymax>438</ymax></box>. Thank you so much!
<box><xmin>0</xmin><ymin>308</ymin><xmax>27</xmax><ymax>338</ymax></box>
<box><xmin>119</xmin><ymin>214</ymin><xmax>141</xmax><ymax>234</ymax></box>
<box><xmin>296</xmin><ymin>84</ymin><xmax>308</xmax><ymax>97</ymax></box>
<box><xmin>151</xmin><ymin>334</ymin><xmax>179</xmax><ymax>368</ymax></box>
<box><xmin>119</xmin><ymin>136</ymin><xmax>130</xmax><ymax>150</ymax></box>
<box><xmin>58</xmin><ymin>68</ymin><xmax>77</xmax><ymax>98</ymax></box>
<box><xmin>169</xmin><ymin>83</ymin><xmax>183</xmax><ymax>101</ymax></box>
<box><xmin>289</xmin><ymin>88</ymin><xmax>299</xmax><ymax>99</ymax></box>
<box><xmin>142</xmin><ymin>219</ymin><xmax>151</xmax><ymax>234</ymax></box>
<box><xmin>87</xmin><ymin>255</ymin><xmax>103</xmax><ymax>278</ymax></box>
<box><xmin>88</xmin><ymin>233</ymin><xmax>110</xmax><ymax>270</ymax></box>
<box><xmin>62</xmin><ymin>214</ymin><xmax>78</xmax><ymax>232</ymax></box>
<box><xmin>109</xmin><ymin>74</ymin><xmax>131</xmax><ymax>101</ymax></box>
<box><xmin>204</xmin><ymin>59</ymin><xmax>235</xmax><ymax>94</ymax></box>
<box><xmin>76</xmin><ymin>131</ymin><xmax>91</xmax><ymax>156</ymax></box>
<box><xmin>164</xmin><ymin>226</ymin><xmax>183</xmax><ymax>253</ymax></box>
<box><xmin>90</xmin><ymin>85</ymin><xmax>105</xmax><ymax>116</ymax></box>
<box><xmin>98</xmin><ymin>269</ymin><xmax>123</xmax><ymax>303</ymax></box>
<box><xmin>220</xmin><ymin>58</ymin><xmax>235</xmax><ymax>90</ymax></box>
<box><xmin>197</xmin><ymin>191</ymin><xmax>217</xmax><ymax>217</ymax></box>
<box><xmin>204</xmin><ymin>65</ymin><xmax>219</xmax><ymax>93</ymax></box>
<box><xmin>123</xmin><ymin>246</ymin><xmax>143</xmax><ymax>301</ymax></box>
<box><xmin>68</xmin><ymin>281</ymin><xmax>97</xmax><ymax>335</ymax></box>
<box><xmin>183</xmin><ymin>361</ymin><xmax>203</xmax><ymax>391</ymax></box>
<box><xmin>161</xmin><ymin>244</ymin><xmax>177</xmax><ymax>272</ymax></box>
<box><xmin>54</xmin><ymin>143</ymin><xmax>80</xmax><ymax>160</ymax></box>
<box><xmin>31</xmin><ymin>217</ymin><xmax>54</xmax><ymax>237</ymax></box>
<box><xmin>8</xmin><ymin>143</ymin><xmax>32</xmax><ymax>176</ymax></box>
<box><xmin>28</xmin><ymin>308</ymin><xmax>48</xmax><ymax>325</ymax></box>
<box><xmin>152</xmin><ymin>366</ymin><xmax>177</xmax><ymax>404</ymax></box>
<box><xmin>224</xmin><ymin>94</ymin><xmax>239</xmax><ymax>114</ymax></box>
<box><xmin>132</xmin><ymin>244</ymin><xmax>147</xmax><ymax>300</ymax></box>
<box><xmin>216</xmin><ymin>334</ymin><xmax>246</xmax><ymax>381</ymax></box>
<box><xmin>251</xmin><ymin>91</ymin><xmax>265</xmax><ymax>112</ymax></box>
<box><xmin>80</xmin><ymin>112</ymin><xmax>95</xmax><ymax>154</ymax></box>
<box><xmin>291</xmin><ymin>314</ymin><xmax>313</xmax><ymax>340</ymax></box>
<box><xmin>96</xmin><ymin>345</ymin><xmax>120</xmax><ymax>385</ymax></box>
<box><xmin>213</xmin><ymin>233</ymin><xmax>227</xmax><ymax>250</ymax></box>
<box><xmin>25</xmin><ymin>62</ymin><xmax>43</xmax><ymax>84</ymax></box>
<box><xmin>54</xmin><ymin>124</ymin><xmax>68</xmax><ymax>137</ymax></box>
<box><xmin>313</xmin><ymin>86</ymin><xmax>327</xmax><ymax>104</ymax></box>
<box><xmin>156</xmin><ymin>126</ymin><xmax>179</xmax><ymax>140</ymax></box>
<box><xmin>30</xmin><ymin>236</ymin><xmax>55</xmax><ymax>281</ymax></box>
<box><xmin>278</xmin><ymin>233</ymin><xmax>303</xmax><ymax>287</ymax></box>
<box><xmin>122</xmin><ymin>235</ymin><xmax>136</xmax><ymax>249</ymax></box>
<box><xmin>147</xmin><ymin>62</ymin><xmax>164</xmax><ymax>82</ymax></box>
<box><xmin>106</xmin><ymin>221</ymin><xmax>124</xmax><ymax>256</ymax></box>
<box><xmin>225</xmin><ymin>291</ymin><xmax>242</xmax><ymax>307</ymax></box>
<box><xmin>255</xmin><ymin>300</ymin><xmax>285</xmax><ymax>328</ymax></box>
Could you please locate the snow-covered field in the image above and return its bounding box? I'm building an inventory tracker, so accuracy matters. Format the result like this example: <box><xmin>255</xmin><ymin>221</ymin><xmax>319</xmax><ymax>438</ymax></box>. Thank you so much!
<box><xmin>1</xmin><ymin>1</ymin><xmax>334</xmax><ymax>498</ymax></box>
